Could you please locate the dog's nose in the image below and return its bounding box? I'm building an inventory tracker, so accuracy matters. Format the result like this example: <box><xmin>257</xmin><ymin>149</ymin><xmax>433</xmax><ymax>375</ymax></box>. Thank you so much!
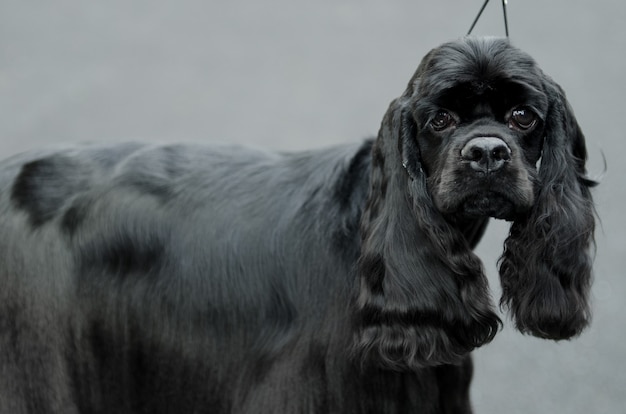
<box><xmin>461</xmin><ymin>137</ymin><xmax>511</xmax><ymax>173</ymax></box>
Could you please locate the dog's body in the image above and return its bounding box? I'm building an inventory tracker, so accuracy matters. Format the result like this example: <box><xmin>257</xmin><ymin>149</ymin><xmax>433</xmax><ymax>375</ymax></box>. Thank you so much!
<box><xmin>0</xmin><ymin>142</ymin><xmax>476</xmax><ymax>413</ymax></box>
<box><xmin>0</xmin><ymin>38</ymin><xmax>596</xmax><ymax>413</ymax></box>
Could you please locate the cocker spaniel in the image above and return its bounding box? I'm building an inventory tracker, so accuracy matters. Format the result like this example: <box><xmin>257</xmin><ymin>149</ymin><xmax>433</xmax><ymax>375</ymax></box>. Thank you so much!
<box><xmin>0</xmin><ymin>37</ymin><xmax>596</xmax><ymax>413</ymax></box>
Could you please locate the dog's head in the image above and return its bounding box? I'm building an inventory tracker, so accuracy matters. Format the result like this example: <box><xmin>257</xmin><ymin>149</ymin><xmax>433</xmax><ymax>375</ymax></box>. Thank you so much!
<box><xmin>408</xmin><ymin>37</ymin><xmax>548</xmax><ymax>221</ymax></box>
<box><xmin>356</xmin><ymin>37</ymin><xmax>596</xmax><ymax>370</ymax></box>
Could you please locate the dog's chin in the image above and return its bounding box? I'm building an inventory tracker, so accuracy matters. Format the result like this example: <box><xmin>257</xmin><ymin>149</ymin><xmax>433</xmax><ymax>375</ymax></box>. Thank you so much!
<box><xmin>456</xmin><ymin>192</ymin><xmax>521</xmax><ymax>221</ymax></box>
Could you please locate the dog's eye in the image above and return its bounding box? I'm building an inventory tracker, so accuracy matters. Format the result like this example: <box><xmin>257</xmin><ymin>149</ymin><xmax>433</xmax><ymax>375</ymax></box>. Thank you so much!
<box><xmin>430</xmin><ymin>110</ymin><xmax>455</xmax><ymax>131</ymax></box>
<box><xmin>509</xmin><ymin>107</ymin><xmax>537</xmax><ymax>130</ymax></box>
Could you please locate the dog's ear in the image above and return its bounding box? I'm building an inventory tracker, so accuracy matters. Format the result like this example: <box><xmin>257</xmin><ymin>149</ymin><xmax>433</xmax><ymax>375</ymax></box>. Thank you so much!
<box><xmin>499</xmin><ymin>76</ymin><xmax>596</xmax><ymax>340</ymax></box>
<box><xmin>354</xmin><ymin>95</ymin><xmax>500</xmax><ymax>370</ymax></box>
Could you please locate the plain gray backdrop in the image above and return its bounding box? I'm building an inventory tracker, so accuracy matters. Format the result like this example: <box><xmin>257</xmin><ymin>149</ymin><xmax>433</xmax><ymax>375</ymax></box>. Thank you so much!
<box><xmin>1</xmin><ymin>1</ymin><xmax>623</xmax><ymax>413</ymax></box>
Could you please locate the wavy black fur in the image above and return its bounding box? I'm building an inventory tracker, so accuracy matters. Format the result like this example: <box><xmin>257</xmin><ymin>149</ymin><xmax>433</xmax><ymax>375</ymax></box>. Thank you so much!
<box><xmin>498</xmin><ymin>78</ymin><xmax>597</xmax><ymax>340</ymax></box>
<box><xmin>355</xmin><ymin>95</ymin><xmax>500</xmax><ymax>370</ymax></box>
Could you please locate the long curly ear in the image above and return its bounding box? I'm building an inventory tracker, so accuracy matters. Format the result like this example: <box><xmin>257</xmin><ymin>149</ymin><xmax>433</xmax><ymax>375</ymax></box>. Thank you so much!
<box><xmin>354</xmin><ymin>96</ymin><xmax>500</xmax><ymax>370</ymax></box>
<box><xmin>499</xmin><ymin>78</ymin><xmax>597</xmax><ymax>340</ymax></box>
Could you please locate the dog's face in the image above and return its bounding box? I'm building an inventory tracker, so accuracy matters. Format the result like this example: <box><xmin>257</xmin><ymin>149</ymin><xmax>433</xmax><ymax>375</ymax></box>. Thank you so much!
<box><xmin>408</xmin><ymin>38</ymin><xmax>551</xmax><ymax>221</ymax></box>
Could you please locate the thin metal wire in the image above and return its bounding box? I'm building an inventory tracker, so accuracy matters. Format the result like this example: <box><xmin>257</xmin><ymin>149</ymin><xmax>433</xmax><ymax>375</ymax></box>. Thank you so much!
<box><xmin>502</xmin><ymin>0</ymin><xmax>509</xmax><ymax>37</ymax></box>
<box><xmin>467</xmin><ymin>0</ymin><xmax>490</xmax><ymax>36</ymax></box>
<box><xmin>467</xmin><ymin>0</ymin><xmax>510</xmax><ymax>38</ymax></box>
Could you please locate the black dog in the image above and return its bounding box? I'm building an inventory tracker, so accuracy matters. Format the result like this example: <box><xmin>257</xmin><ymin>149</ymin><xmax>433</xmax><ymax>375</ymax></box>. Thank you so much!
<box><xmin>0</xmin><ymin>37</ymin><xmax>595</xmax><ymax>413</ymax></box>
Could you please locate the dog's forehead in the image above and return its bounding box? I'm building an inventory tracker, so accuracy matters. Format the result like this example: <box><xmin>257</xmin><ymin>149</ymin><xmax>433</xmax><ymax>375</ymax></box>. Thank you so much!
<box><xmin>414</xmin><ymin>37</ymin><xmax>543</xmax><ymax>97</ymax></box>
<box><xmin>408</xmin><ymin>37</ymin><xmax>548</xmax><ymax>115</ymax></box>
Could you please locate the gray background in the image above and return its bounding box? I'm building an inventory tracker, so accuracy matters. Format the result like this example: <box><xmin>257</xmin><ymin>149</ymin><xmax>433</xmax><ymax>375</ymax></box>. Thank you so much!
<box><xmin>1</xmin><ymin>1</ymin><xmax>623</xmax><ymax>413</ymax></box>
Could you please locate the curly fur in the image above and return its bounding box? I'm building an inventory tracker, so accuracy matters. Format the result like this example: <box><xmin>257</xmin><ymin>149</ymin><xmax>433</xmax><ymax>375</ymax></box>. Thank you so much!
<box><xmin>498</xmin><ymin>80</ymin><xmax>596</xmax><ymax>339</ymax></box>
